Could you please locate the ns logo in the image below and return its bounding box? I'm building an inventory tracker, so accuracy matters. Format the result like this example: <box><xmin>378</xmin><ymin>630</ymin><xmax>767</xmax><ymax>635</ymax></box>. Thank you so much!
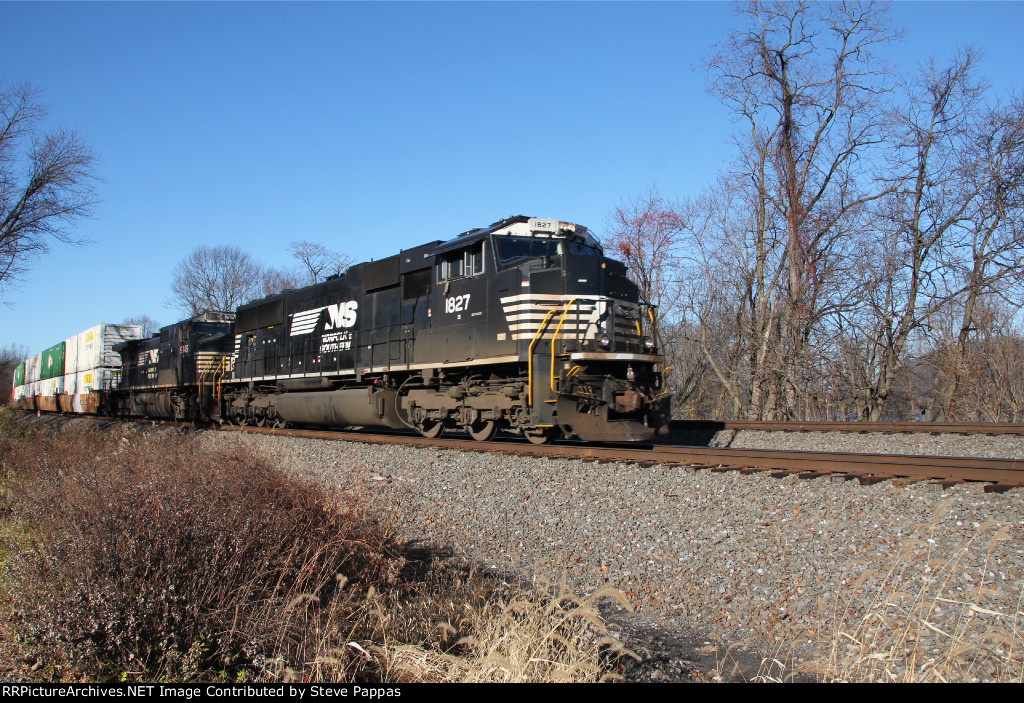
<box><xmin>289</xmin><ymin>300</ymin><xmax>360</xmax><ymax>337</ymax></box>
<box><xmin>325</xmin><ymin>301</ymin><xmax>359</xmax><ymax>329</ymax></box>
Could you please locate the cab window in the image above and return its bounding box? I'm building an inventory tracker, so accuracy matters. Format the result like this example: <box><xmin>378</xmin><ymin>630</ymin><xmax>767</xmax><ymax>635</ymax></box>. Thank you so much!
<box><xmin>439</xmin><ymin>241</ymin><xmax>485</xmax><ymax>281</ymax></box>
<box><xmin>495</xmin><ymin>235</ymin><xmax>603</xmax><ymax>265</ymax></box>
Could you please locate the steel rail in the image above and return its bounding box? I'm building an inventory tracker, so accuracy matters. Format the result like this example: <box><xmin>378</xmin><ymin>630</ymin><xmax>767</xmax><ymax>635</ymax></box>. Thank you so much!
<box><xmin>670</xmin><ymin>419</ymin><xmax>1024</xmax><ymax>435</ymax></box>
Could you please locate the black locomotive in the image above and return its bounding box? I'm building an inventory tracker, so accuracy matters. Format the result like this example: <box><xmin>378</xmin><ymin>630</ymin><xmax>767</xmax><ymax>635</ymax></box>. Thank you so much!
<box><xmin>113</xmin><ymin>216</ymin><xmax>670</xmax><ymax>442</ymax></box>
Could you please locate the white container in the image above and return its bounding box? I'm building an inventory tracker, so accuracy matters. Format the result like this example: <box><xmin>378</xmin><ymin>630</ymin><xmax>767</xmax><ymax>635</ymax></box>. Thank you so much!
<box><xmin>73</xmin><ymin>324</ymin><xmax>142</xmax><ymax>372</ymax></box>
<box><xmin>25</xmin><ymin>354</ymin><xmax>41</xmax><ymax>383</ymax></box>
<box><xmin>70</xmin><ymin>367</ymin><xmax>121</xmax><ymax>412</ymax></box>
<box><xmin>77</xmin><ymin>367</ymin><xmax>119</xmax><ymax>393</ymax></box>
<box><xmin>33</xmin><ymin>377</ymin><xmax>62</xmax><ymax>411</ymax></box>
<box><xmin>42</xmin><ymin>376</ymin><xmax>63</xmax><ymax>396</ymax></box>
<box><xmin>63</xmin><ymin>333</ymin><xmax>79</xmax><ymax>375</ymax></box>
<box><xmin>63</xmin><ymin>372</ymin><xmax>81</xmax><ymax>406</ymax></box>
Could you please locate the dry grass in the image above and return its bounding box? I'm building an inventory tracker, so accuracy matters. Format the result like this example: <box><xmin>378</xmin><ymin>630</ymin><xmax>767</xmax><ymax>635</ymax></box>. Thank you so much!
<box><xmin>825</xmin><ymin>498</ymin><xmax>1024</xmax><ymax>683</ymax></box>
<box><xmin>0</xmin><ymin>411</ymin><xmax>623</xmax><ymax>683</ymax></box>
<box><xmin>302</xmin><ymin>579</ymin><xmax>635</xmax><ymax>683</ymax></box>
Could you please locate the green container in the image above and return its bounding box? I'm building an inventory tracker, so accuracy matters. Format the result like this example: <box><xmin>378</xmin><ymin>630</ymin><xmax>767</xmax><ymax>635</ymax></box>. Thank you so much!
<box><xmin>40</xmin><ymin>342</ymin><xmax>65</xmax><ymax>381</ymax></box>
<box><xmin>13</xmin><ymin>362</ymin><xmax>24</xmax><ymax>387</ymax></box>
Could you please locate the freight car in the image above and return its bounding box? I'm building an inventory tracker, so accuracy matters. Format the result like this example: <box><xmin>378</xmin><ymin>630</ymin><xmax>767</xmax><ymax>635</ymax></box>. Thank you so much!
<box><xmin>12</xmin><ymin>216</ymin><xmax>670</xmax><ymax>443</ymax></box>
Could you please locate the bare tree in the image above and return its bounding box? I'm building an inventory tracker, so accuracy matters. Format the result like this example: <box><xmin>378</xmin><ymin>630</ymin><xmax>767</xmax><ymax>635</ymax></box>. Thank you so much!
<box><xmin>0</xmin><ymin>81</ymin><xmax>97</xmax><ymax>295</ymax></box>
<box><xmin>676</xmin><ymin>178</ymin><xmax>759</xmax><ymax>419</ymax></box>
<box><xmin>603</xmin><ymin>185</ymin><xmax>686</xmax><ymax>332</ymax></box>
<box><xmin>700</xmin><ymin>0</ymin><xmax>899</xmax><ymax>419</ymax></box>
<box><xmin>924</xmin><ymin>297</ymin><xmax>1024</xmax><ymax>421</ymax></box>
<box><xmin>834</xmin><ymin>49</ymin><xmax>1024</xmax><ymax>420</ymax></box>
<box><xmin>168</xmin><ymin>245</ymin><xmax>263</xmax><ymax>316</ymax></box>
<box><xmin>623</xmin><ymin>4</ymin><xmax>1021</xmax><ymax>422</ymax></box>
<box><xmin>122</xmin><ymin>314</ymin><xmax>159</xmax><ymax>337</ymax></box>
<box><xmin>603</xmin><ymin>187</ymin><xmax>715</xmax><ymax>416</ymax></box>
<box><xmin>1</xmin><ymin>342</ymin><xmax>29</xmax><ymax>402</ymax></box>
<box><xmin>260</xmin><ymin>266</ymin><xmax>303</xmax><ymax>297</ymax></box>
<box><xmin>288</xmin><ymin>241</ymin><xmax>352</xmax><ymax>286</ymax></box>
<box><xmin>936</xmin><ymin>92</ymin><xmax>1024</xmax><ymax>417</ymax></box>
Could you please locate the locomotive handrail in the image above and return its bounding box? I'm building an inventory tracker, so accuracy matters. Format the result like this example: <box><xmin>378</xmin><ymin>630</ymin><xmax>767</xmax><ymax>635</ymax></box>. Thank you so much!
<box><xmin>527</xmin><ymin>309</ymin><xmax>558</xmax><ymax>413</ymax></box>
<box><xmin>550</xmin><ymin>298</ymin><xmax>577</xmax><ymax>394</ymax></box>
<box><xmin>197</xmin><ymin>357</ymin><xmax>210</xmax><ymax>406</ymax></box>
<box><xmin>212</xmin><ymin>354</ymin><xmax>227</xmax><ymax>401</ymax></box>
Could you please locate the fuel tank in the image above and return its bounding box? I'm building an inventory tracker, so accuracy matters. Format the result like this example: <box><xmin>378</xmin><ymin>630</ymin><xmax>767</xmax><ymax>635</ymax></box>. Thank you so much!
<box><xmin>275</xmin><ymin>387</ymin><xmax>406</xmax><ymax>429</ymax></box>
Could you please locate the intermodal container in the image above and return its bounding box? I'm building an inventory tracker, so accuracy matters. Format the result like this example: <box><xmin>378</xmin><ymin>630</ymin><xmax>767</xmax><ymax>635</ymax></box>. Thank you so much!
<box><xmin>40</xmin><ymin>342</ymin><xmax>65</xmax><ymax>381</ymax></box>
<box><xmin>64</xmin><ymin>334</ymin><xmax>79</xmax><ymax>374</ymax></box>
<box><xmin>42</xmin><ymin>376</ymin><xmax>63</xmax><ymax>396</ymax></box>
<box><xmin>26</xmin><ymin>354</ymin><xmax>41</xmax><ymax>383</ymax></box>
<box><xmin>73</xmin><ymin>324</ymin><xmax>142</xmax><ymax>372</ymax></box>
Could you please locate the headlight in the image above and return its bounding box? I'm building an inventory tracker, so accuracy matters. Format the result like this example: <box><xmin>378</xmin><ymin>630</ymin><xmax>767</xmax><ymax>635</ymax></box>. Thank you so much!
<box><xmin>644</xmin><ymin>337</ymin><xmax>655</xmax><ymax>351</ymax></box>
<box><xmin>599</xmin><ymin>335</ymin><xmax>611</xmax><ymax>348</ymax></box>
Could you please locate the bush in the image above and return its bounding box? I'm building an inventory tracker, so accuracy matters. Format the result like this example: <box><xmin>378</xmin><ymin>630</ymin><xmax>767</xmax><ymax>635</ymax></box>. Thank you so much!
<box><xmin>0</xmin><ymin>421</ymin><xmax>622</xmax><ymax>683</ymax></box>
<box><xmin>1</xmin><ymin>425</ymin><xmax>401</xmax><ymax>681</ymax></box>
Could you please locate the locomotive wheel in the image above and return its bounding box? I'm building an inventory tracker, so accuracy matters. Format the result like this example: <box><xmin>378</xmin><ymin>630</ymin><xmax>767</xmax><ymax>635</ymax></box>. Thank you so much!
<box><xmin>466</xmin><ymin>420</ymin><xmax>497</xmax><ymax>442</ymax></box>
<box><xmin>524</xmin><ymin>427</ymin><xmax>552</xmax><ymax>445</ymax></box>
<box><xmin>420</xmin><ymin>420</ymin><xmax>445</xmax><ymax>439</ymax></box>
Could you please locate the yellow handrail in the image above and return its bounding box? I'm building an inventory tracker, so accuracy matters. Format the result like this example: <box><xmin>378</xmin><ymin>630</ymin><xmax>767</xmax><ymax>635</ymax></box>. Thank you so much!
<box><xmin>212</xmin><ymin>355</ymin><xmax>227</xmax><ymax>400</ymax></box>
<box><xmin>527</xmin><ymin>309</ymin><xmax>557</xmax><ymax>412</ymax></box>
<box><xmin>550</xmin><ymin>298</ymin><xmax>577</xmax><ymax>394</ymax></box>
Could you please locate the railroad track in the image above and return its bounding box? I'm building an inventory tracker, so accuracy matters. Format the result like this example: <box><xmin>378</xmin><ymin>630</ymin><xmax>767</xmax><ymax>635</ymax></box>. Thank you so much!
<box><xmin>219</xmin><ymin>424</ymin><xmax>1024</xmax><ymax>492</ymax></box>
<box><xmin>22</xmin><ymin>411</ymin><xmax>1024</xmax><ymax>489</ymax></box>
<box><xmin>669</xmin><ymin>419</ymin><xmax>1024</xmax><ymax>435</ymax></box>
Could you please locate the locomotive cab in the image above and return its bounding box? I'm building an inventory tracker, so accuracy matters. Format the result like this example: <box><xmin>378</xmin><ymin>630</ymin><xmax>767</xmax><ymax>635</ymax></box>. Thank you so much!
<box><xmin>489</xmin><ymin>217</ymin><xmax>668</xmax><ymax>441</ymax></box>
<box><xmin>410</xmin><ymin>216</ymin><xmax>669</xmax><ymax>442</ymax></box>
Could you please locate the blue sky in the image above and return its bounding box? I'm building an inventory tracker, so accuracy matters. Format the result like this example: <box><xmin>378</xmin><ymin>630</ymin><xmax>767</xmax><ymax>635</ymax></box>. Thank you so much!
<box><xmin>2</xmin><ymin>1</ymin><xmax>1023</xmax><ymax>353</ymax></box>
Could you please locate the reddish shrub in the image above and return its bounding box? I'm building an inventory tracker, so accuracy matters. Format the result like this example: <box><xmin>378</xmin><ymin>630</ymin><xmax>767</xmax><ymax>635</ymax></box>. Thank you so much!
<box><xmin>1</xmin><ymin>425</ymin><xmax>401</xmax><ymax>681</ymax></box>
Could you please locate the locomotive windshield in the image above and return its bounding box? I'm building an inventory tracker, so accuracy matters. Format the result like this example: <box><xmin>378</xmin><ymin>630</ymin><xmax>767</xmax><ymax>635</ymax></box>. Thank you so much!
<box><xmin>194</xmin><ymin>322</ymin><xmax>231</xmax><ymax>335</ymax></box>
<box><xmin>495</xmin><ymin>234</ymin><xmax>603</xmax><ymax>265</ymax></box>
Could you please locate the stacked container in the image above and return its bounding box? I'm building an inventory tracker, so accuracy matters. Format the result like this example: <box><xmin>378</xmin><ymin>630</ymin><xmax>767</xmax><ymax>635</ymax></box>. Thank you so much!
<box><xmin>12</xmin><ymin>362</ymin><xmax>25</xmax><ymax>404</ymax></box>
<box><xmin>62</xmin><ymin>324</ymin><xmax>142</xmax><ymax>413</ymax></box>
<box><xmin>20</xmin><ymin>353</ymin><xmax>41</xmax><ymax>410</ymax></box>
<box><xmin>12</xmin><ymin>324</ymin><xmax>143</xmax><ymax>414</ymax></box>
<box><xmin>37</xmin><ymin>342</ymin><xmax>66</xmax><ymax>411</ymax></box>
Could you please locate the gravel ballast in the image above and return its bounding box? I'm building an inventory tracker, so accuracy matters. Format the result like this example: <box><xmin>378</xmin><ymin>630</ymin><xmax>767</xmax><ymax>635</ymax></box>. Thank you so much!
<box><xmin>203</xmin><ymin>429</ymin><xmax>1024</xmax><ymax>681</ymax></box>
<box><xmin>666</xmin><ymin>426</ymin><xmax>1024</xmax><ymax>459</ymax></box>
